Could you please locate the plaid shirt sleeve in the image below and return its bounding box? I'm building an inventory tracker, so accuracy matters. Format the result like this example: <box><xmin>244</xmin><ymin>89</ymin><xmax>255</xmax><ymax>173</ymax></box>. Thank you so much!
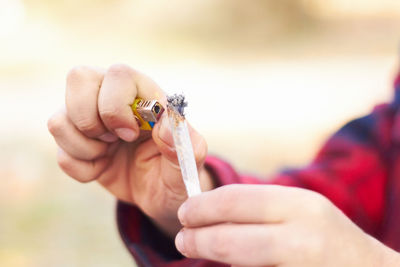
<box><xmin>117</xmin><ymin>73</ymin><xmax>400</xmax><ymax>267</ymax></box>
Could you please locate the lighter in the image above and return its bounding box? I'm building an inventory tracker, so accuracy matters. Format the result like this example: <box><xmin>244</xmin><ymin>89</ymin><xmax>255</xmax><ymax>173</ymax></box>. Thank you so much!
<box><xmin>131</xmin><ymin>98</ymin><xmax>165</xmax><ymax>130</ymax></box>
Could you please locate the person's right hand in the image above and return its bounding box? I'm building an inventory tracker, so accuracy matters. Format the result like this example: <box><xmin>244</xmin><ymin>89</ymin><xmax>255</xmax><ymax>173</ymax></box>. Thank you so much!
<box><xmin>47</xmin><ymin>64</ymin><xmax>214</xmax><ymax>236</ymax></box>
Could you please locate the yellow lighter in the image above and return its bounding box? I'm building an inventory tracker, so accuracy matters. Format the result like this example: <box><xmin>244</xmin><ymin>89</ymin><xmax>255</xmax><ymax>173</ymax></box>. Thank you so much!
<box><xmin>131</xmin><ymin>98</ymin><xmax>165</xmax><ymax>130</ymax></box>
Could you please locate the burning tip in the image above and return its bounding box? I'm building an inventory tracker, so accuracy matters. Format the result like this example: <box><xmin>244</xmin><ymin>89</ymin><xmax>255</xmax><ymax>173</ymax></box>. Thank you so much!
<box><xmin>167</xmin><ymin>94</ymin><xmax>188</xmax><ymax>116</ymax></box>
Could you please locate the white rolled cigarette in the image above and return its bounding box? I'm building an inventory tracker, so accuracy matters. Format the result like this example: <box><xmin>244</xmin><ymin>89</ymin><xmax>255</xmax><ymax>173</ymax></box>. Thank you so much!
<box><xmin>167</xmin><ymin>94</ymin><xmax>201</xmax><ymax>197</ymax></box>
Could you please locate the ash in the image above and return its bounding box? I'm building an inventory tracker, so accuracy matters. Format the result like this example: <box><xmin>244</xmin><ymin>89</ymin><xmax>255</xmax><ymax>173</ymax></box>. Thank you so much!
<box><xmin>167</xmin><ymin>94</ymin><xmax>188</xmax><ymax>116</ymax></box>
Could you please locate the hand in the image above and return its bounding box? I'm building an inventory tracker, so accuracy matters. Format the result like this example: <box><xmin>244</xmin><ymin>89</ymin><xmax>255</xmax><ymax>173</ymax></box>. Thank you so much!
<box><xmin>175</xmin><ymin>184</ymin><xmax>400</xmax><ymax>267</ymax></box>
<box><xmin>48</xmin><ymin>64</ymin><xmax>214</xmax><ymax>236</ymax></box>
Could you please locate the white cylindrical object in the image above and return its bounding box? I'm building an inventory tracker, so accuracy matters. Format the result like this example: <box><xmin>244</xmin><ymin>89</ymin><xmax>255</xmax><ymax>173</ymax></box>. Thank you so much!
<box><xmin>168</xmin><ymin>115</ymin><xmax>201</xmax><ymax>197</ymax></box>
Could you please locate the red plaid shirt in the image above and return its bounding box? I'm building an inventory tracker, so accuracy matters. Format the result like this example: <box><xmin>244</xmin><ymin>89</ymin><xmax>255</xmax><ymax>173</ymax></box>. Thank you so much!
<box><xmin>117</xmin><ymin>72</ymin><xmax>400</xmax><ymax>267</ymax></box>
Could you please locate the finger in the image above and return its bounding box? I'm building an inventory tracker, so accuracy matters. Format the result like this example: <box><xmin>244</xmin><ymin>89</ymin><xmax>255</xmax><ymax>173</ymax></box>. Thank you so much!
<box><xmin>48</xmin><ymin>109</ymin><xmax>109</xmax><ymax>161</ymax></box>
<box><xmin>66</xmin><ymin>66</ymin><xmax>117</xmax><ymax>142</ymax></box>
<box><xmin>152</xmin><ymin>113</ymin><xmax>207</xmax><ymax>167</ymax></box>
<box><xmin>178</xmin><ymin>184</ymin><xmax>312</xmax><ymax>227</ymax></box>
<box><xmin>175</xmin><ymin>223</ymin><xmax>284</xmax><ymax>266</ymax></box>
<box><xmin>98</xmin><ymin>64</ymin><xmax>165</xmax><ymax>142</ymax></box>
<box><xmin>57</xmin><ymin>148</ymin><xmax>110</xmax><ymax>183</ymax></box>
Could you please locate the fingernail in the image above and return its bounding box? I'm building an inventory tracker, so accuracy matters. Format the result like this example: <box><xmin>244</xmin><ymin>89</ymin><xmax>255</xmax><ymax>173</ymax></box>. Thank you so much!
<box><xmin>115</xmin><ymin>128</ymin><xmax>137</xmax><ymax>142</ymax></box>
<box><xmin>175</xmin><ymin>230</ymin><xmax>186</xmax><ymax>255</ymax></box>
<box><xmin>99</xmin><ymin>132</ymin><xmax>119</xmax><ymax>143</ymax></box>
<box><xmin>159</xmin><ymin>115</ymin><xmax>173</xmax><ymax>145</ymax></box>
<box><xmin>177</xmin><ymin>202</ymin><xmax>187</xmax><ymax>225</ymax></box>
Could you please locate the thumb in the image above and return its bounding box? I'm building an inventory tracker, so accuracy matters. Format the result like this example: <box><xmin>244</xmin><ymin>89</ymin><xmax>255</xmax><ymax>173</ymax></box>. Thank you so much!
<box><xmin>152</xmin><ymin>113</ymin><xmax>207</xmax><ymax>168</ymax></box>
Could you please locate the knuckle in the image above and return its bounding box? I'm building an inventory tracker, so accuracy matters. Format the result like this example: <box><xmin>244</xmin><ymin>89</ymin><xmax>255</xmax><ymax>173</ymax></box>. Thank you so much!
<box><xmin>99</xmin><ymin>106</ymin><xmax>124</xmax><ymax>124</ymax></box>
<box><xmin>214</xmin><ymin>185</ymin><xmax>239</xmax><ymax>216</ymax></box>
<box><xmin>67</xmin><ymin>65</ymin><xmax>98</xmax><ymax>84</ymax></box>
<box><xmin>305</xmin><ymin>191</ymin><xmax>332</xmax><ymax>217</ymax></box>
<box><xmin>57</xmin><ymin>153</ymin><xmax>96</xmax><ymax>183</ymax></box>
<box><xmin>73</xmin><ymin>116</ymin><xmax>99</xmax><ymax>134</ymax></box>
<box><xmin>57</xmin><ymin>152</ymin><xmax>72</xmax><ymax>173</ymax></box>
<box><xmin>107</xmin><ymin>63</ymin><xmax>137</xmax><ymax>77</ymax></box>
<box><xmin>47</xmin><ymin>113</ymin><xmax>66</xmax><ymax>136</ymax></box>
<box><xmin>209</xmin><ymin>228</ymin><xmax>231</xmax><ymax>260</ymax></box>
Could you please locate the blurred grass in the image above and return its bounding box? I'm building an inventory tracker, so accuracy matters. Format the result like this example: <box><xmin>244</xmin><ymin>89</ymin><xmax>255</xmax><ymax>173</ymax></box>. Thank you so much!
<box><xmin>0</xmin><ymin>138</ymin><xmax>133</xmax><ymax>267</ymax></box>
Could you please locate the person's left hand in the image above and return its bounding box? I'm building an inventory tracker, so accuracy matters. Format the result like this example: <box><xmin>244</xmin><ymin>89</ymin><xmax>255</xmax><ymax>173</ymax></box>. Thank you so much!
<box><xmin>175</xmin><ymin>184</ymin><xmax>400</xmax><ymax>267</ymax></box>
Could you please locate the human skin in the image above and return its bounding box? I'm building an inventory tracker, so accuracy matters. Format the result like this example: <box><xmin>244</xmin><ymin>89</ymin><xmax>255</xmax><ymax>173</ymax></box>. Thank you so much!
<box><xmin>176</xmin><ymin>184</ymin><xmax>400</xmax><ymax>267</ymax></box>
<box><xmin>49</xmin><ymin>64</ymin><xmax>400</xmax><ymax>266</ymax></box>
<box><xmin>47</xmin><ymin>64</ymin><xmax>214</xmax><ymax>237</ymax></box>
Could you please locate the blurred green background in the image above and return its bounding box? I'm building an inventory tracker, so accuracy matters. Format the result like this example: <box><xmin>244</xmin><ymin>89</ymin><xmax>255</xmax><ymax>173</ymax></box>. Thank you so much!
<box><xmin>1</xmin><ymin>0</ymin><xmax>400</xmax><ymax>266</ymax></box>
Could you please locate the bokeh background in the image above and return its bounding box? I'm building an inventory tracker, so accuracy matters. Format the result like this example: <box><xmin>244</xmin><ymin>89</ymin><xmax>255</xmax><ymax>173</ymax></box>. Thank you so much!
<box><xmin>1</xmin><ymin>0</ymin><xmax>400</xmax><ymax>266</ymax></box>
